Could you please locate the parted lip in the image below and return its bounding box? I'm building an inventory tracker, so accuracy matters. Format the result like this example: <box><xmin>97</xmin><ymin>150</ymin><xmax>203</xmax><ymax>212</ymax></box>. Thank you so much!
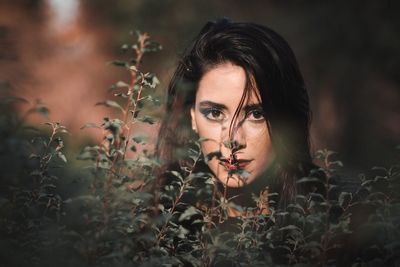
<box><xmin>219</xmin><ymin>158</ymin><xmax>252</xmax><ymax>170</ymax></box>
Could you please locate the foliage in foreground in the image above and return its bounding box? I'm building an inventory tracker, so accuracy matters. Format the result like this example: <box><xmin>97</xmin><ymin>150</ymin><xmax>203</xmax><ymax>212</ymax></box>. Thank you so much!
<box><xmin>0</xmin><ymin>31</ymin><xmax>399</xmax><ymax>267</ymax></box>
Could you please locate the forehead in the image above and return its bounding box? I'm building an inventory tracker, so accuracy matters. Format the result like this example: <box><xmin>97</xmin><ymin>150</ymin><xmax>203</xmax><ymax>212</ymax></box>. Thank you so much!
<box><xmin>195</xmin><ymin>62</ymin><xmax>260</xmax><ymax>107</ymax></box>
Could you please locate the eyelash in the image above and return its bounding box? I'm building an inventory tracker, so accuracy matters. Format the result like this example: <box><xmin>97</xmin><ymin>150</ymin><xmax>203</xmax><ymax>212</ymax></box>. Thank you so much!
<box><xmin>246</xmin><ymin>109</ymin><xmax>265</xmax><ymax>122</ymax></box>
<box><xmin>199</xmin><ymin>108</ymin><xmax>265</xmax><ymax>122</ymax></box>
<box><xmin>200</xmin><ymin>108</ymin><xmax>226</xmax><ymax>122</ymax></box>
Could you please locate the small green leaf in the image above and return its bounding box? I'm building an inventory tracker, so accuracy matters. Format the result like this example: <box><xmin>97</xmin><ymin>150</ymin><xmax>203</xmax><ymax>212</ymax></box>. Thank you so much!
<box><xmin>58</xmin><ymin>128</ymin><xmax>69</xmax><ymax>134</ymax></box>
<box><xmin>279</xmin><ymin>225</ymin><xmax>301</xmax><ymax>232</ymax></box>
<box><xmin>109</xmin><ymin>81</ymin><xmax>130</xmax><ymax>91</ymax></box>
<box><xmin>80</xmin><ymin>123</ymin><xmax>101</xmax><ymax>129</ymax></box>
<box><xmin>169</xmin><ymin>171</ymin><xmax>183</xmax><ymax>182</ymax></box>
<box><xmin>205</xmin><ymin>151</ymin><xmax>222</xmax><ymax>163</ymax></box>
<box><xmin>141</xmin><ymin>95</ymin><xmax>161</xmax><ymax>106</ymax></box>
<box><xmin>223</xmin><ymin>140</ymin><xmax>236</xmax><ymax>149</ymax></box>
<box><xmin>121</xmin><ymin>44</ymin><xmax>128</xmax><ymax>52</ymax></box>
<box><xmin>29</xmin><ymin>153</ymin><xmax>40</xmax><ymax>159</ymax></box>
<box><xmin>57</xmin><ymin>152</ymin><xmax>67</xmax><ymax>163</ymax></box>
<box><xmin>108</xmin><ymin>60</ymin><xmax>129</xmax><ymax>68</ymax></box>
<box><xmin>228</xmin><ymin>169</ymin><xmax>251</xmax><ymax>178</ymax></box>
<box><xmin>329</xmin><ymin>160</ymin><xmax>344</xmax><ymax>169</ymax></box>
<box><xmin>143</xmin><ymin>74</ymin><xmax>160</xmax><ymax>88</ymax></box>
<box><xmin>296</xmin><ymin>177</ymin><xmax>325</xmax><ymax>184</ymax></box>
<box><xmin>371</xmin><ymin>166</ymin><xmax>387</xmax><ymax>172</ymax></box>
<box><xmin>137</xmin><ymin>115</ymin><xmax>155</xmax><ymax>124</ymax></box>
<box><xmin>132</xmin><ymin>134</ymin><xmax>146</xmax><ymax>144</ymax></box>
<box><xmin>150</xmin><ymin>76</ymin><xmax>160</xmax><ymax>88</ymax></box>
<box><xmin>179</xmin><ymin>206</ymin><xmax>200</xmax><ymax>222</ymax></box>
<box><xmin>113</xmin><ymin>92</ymin><xmax>129</xmax><ymax>98</ymax></box>
<box><xmin>96</xmin><ymin>100</ymin><xmax>124</xmax><ymax>113</ymax></box>
<box><xmin>34</xmin><ymin>106</ymin><xmax>50</xmax><ymax>119</ymax></box>
<box><xmin>177</xmin><ymin>225</ymin><xmax>189</xmax><ymax>239</ymax></box>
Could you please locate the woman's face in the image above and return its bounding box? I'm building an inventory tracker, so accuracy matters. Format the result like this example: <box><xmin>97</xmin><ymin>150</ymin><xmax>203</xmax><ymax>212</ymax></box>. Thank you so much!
<box><xmin>190</xmin><ymin>62</ymin><xmax>275</xmax><ymax>187</ymax></box>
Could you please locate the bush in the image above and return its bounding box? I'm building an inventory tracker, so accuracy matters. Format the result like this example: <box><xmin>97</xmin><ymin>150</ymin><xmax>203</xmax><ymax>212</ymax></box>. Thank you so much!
<box><xmin>0</xmin><ymin>30</ymin><xmax>399</xmax><ymax>267</ymax></box>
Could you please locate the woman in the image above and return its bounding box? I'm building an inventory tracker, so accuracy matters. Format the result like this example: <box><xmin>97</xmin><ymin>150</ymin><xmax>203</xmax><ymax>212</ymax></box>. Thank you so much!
<box><xmin>156</xmin><ymin>18</ymin><xmax>324</xmax><ymax>214</ymax></box>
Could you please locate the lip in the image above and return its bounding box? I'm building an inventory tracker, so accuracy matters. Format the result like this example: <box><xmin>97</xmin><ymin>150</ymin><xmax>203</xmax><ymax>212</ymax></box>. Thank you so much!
<box><xmin>219</xmin><ymin>158</ymin><xmax>252</xmax><ymax>170</ymax></box>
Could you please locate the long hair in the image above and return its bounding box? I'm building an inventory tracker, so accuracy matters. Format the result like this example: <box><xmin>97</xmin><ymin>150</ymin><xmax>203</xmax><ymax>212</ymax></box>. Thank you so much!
<box><xmin>156</xmin><ymin>18</ymin><xmax>315</xmax><ymax>204</ymax></box>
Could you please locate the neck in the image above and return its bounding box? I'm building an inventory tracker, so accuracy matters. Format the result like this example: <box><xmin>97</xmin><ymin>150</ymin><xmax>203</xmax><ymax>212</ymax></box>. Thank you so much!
<box><xmin>224</xmin><ymin>174</ymin><xmax>270</xmax><ymax>207</ymax></box>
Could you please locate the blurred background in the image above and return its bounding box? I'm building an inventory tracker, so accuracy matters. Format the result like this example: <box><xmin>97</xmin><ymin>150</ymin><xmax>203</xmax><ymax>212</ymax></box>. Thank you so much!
<box><xmin>1</xmin><ymin>0</ymin><xmax>399</xmax><ymax>176</ymax></box>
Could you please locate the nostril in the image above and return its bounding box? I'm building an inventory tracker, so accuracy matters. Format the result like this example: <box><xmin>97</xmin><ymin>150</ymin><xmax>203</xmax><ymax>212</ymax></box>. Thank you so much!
<box><xmin>223</xmin><ymin>139</ymin><xmax>246</xmax><ymax>153</ymax></box>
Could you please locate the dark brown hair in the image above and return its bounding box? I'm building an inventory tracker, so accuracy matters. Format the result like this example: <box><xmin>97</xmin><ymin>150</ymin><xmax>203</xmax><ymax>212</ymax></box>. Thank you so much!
<box><xmin>156</xmin><ymin>18</ymin><xmax>317</xmax><ymax>204</ymax></box>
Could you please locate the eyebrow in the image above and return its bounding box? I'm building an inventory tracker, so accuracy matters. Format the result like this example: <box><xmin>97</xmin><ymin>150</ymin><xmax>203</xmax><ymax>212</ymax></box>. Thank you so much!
<box><xmin>198</xmin><ymin>101</ymin><xmax>263</xmax><ymax>112</ymax></box>
<box><xmin>198</xmin><ymin>101</ymin><xmax>228</xmax><ymax>110</ymax></box>
<box><xmin>243</xmin><ymin>103</ymin><xmax>263</xmax><ymax>113</ymax></box>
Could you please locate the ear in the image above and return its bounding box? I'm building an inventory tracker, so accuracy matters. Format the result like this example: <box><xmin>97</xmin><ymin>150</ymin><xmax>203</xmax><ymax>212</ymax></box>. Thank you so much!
<box><xmin>190</xmin><ymin>107</ymin><xmax>198</xmax><ymax>133</ymax></box>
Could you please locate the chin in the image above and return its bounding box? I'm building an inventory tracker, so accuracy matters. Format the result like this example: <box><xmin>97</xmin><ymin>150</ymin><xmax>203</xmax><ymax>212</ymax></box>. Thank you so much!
<box><xmin>218</xmin><ymin>173</ymin><xmax>254</xmax><ymax>188</ymax></box>
<box><xmin>209</xmin><ymin>162</ymin><xmax>256</xmax><ymax>188</ymax></box>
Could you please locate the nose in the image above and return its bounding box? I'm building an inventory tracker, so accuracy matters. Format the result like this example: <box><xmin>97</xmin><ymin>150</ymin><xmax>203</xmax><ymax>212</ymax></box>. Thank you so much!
<box><xmin>231</xmin><ymin>121</ymin><xmax>247</xmax><ymax>150</ymax></box>
<box><xmin>221</xmin><ymin>120</ymin><xmax>247</xmax><ymax>153</ymax></box>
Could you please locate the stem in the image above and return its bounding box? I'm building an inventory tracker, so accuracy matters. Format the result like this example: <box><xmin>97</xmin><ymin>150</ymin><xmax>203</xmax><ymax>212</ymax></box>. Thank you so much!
<box><xmin>156</xmin><ymin>150</ymin><xmax>201</xmax><ymax>245</ymax></box>
<box><xmin>122</xmin><ymin>82</ymin><xmax>144</xmax><ymax>161</ymax></box>
<box><xmin>101</xmin><ymin>33</ymin><xmax>149</xmax><ymax>224</ymax></box>
<box><xmin>210</xmin><ymin>127</ymin><xmax>224</xmax><ymax>226</ymax></box>
<box><xmin>156</xmin><ymin>184</ymin><xmax>184</xmax><ymax>244</ymax></box>
<box><xmin>120</xmin><ymin>32</ymin><xmax>148</xmax><ymax>159</ymax></box>
<box><xmin>39</xmin><ymin>125</ymin><xmax>57</xmax><ymax>175</ymax></box>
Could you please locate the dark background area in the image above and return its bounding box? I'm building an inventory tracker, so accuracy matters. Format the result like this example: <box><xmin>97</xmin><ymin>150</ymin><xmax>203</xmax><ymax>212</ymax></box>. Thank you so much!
<box><xmin>1</xmin><ymin>0</ymin><xmax>399</xmax><ymax>176</ymax></box>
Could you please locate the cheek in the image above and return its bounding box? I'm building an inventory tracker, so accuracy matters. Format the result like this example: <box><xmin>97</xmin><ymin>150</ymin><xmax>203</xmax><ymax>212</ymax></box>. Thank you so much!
<box><xmin>195</xmin><ymin>119</ymin><xmax>225</xmax><ymax>177</ymax></box>
<box><xmin>198</xmin><ymin>130</ymin><xmax>221</xmax><ymax>158</ymax></box>
<box><xmin>196</xmin><ymin>119</ymin><xmax>224</xmax><ymax>152</ymax></box>
<box><xmin>243</xmin><ymin>121</ymin><xmax>269</xmax><ymax>138</ymax></box>
<box><xmin>247</xmin><ymin>125</ymin><xmax>274</xmax><ymax>164</ymax></box>
<box><xmin>252</xmin><ymin>142</ymin><xmax>274</xmax><ymax>175</ymax></box>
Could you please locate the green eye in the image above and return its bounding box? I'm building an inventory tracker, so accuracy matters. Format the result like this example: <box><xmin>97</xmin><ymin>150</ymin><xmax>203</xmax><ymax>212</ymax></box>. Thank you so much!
<box><xmin>247</xmin><ymin>109</ymin><xmax>265</xmax><ymax>121</ymax></box>
<box><xmin>200</xmin><ymin>108</ymin><xmax>225</xmax><ymax>122</ymax></box>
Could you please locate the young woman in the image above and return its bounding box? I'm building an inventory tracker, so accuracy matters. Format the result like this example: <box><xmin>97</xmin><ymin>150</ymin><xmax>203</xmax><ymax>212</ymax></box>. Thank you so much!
<box><xmin>156</xmin><ymin>18</ymin><xmax>324</xmax><ymax>214</ymax></box>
